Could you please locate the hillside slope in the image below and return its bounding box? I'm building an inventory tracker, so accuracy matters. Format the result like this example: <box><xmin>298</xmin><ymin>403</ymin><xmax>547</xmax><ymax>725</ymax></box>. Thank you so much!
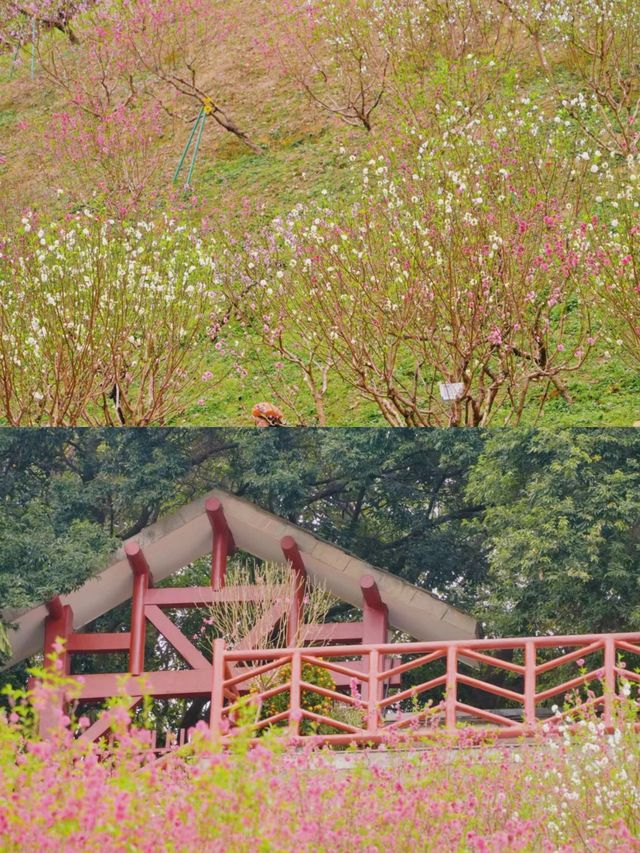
<box><xmin>0</xmin><ymin>0</ymin><xmax>639</xmax><ymax>426</ymax></box>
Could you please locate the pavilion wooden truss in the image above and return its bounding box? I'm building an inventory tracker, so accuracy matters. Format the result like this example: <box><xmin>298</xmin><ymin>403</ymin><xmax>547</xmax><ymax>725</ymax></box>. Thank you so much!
<box><xmin>3</xmin><ymin>489</ymin><xmax>481</xmax><ymax>743</ymax></box>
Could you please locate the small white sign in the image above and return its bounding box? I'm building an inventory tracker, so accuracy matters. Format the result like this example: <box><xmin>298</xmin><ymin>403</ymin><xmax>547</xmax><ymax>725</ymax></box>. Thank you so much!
<box><xmin>439</xmin><ymin>382</ymin><xmax>465</xmax><ymax>402</ymax></box>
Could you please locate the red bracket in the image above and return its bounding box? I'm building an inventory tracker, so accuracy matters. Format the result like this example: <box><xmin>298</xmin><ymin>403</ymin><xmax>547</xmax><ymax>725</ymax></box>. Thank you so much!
<box><xmin>280</xmin><ymin>536</ymin><xmax>307</xmax><ymax>582</ymax></box>
<box><xmin>360</xmin><ymin>575</ymin><xmax>387</xmax><ymax>611</ymax></box>
<box><xmin>360</xmin><ymin>575</ymin><xmax>388</xmax><ymax>645</ymax></box>
<box><xmin>45</xmin><ymin>596</ymin><xmax>66</xmax><ymax>622</ymax></box>
<box><xmin>125</xmin><ymin>541</ymin><xmax>152</xmax><ymax>577</ymax></box>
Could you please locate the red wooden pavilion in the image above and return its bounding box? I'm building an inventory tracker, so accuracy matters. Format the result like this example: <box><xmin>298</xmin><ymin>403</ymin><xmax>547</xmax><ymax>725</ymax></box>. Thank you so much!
<box><xmin>3</xmin><ymin>489</ymin><xmax>639</xmax><ymax>747</ymax></box>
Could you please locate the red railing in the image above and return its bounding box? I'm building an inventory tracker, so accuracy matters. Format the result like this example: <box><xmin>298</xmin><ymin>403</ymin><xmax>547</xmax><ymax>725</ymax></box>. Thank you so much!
<box><xmin>209</xmin><ymin>632</ymin><xmax>640</xmax><ymax>746</ymax></box>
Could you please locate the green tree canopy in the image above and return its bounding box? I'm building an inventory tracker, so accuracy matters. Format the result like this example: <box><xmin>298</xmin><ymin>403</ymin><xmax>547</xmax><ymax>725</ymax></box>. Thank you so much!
<box><xmin>467</xmin><ymin>429</ymin><xmax>640</xmax><ymax>636</ymax></box>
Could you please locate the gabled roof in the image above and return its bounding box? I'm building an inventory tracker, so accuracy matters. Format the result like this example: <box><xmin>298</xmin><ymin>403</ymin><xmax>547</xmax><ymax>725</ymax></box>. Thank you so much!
<box><xmin>2</xmin><ymin>487</ymin><xmax>480</xmax><ymax>668</ymax></box>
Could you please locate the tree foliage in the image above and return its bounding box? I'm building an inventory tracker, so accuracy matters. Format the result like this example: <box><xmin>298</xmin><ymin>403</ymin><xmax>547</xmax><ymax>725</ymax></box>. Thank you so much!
<box><xmin>467</xmin><ymin>429</ymin><xmax>640</xmax><ymax>635</ymax></box>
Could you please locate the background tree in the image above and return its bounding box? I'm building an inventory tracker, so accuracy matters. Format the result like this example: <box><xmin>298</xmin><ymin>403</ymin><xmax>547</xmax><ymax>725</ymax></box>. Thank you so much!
<box><xmin>0</xmin><ymin>428</ymin><xmax>484</xmax><ymax>620</ymax></box>
<box><xmin>0</xmin><ymin>1</ymin><xmax>90</xmax><ymax>52</ymax></box>
<box><xmin>498</xmin><ymin>0</ymin><xmax>640</xmax><ymax>156</ymax></box>
<box><xmin>273</xmin><ymin>0</ymin><xmax>392</xmax><ymax>132</ymax></box>
<box><xmin>271</xmin><ymin>0</ymin><xmax>514</xmax><ymax>132</ymax></box>
<box><xmin>467</xmin><ymin>429</ymin><xmax>640</xmax><ymax>635</ymax></box>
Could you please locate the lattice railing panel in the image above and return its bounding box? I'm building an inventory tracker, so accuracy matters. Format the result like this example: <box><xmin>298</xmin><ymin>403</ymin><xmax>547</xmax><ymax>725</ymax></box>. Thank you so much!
<box><xmin>208</xmin><ymin>632</ymin><xmax>640</xmax><ymax>746</ymax></box>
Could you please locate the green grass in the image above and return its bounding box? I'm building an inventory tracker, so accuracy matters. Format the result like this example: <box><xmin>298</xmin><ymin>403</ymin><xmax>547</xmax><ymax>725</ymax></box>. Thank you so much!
<box><xmin>178</xmin><ymin>321</ymin><xmax>640</xmax><ymax>427</ymax></box>
<box><xmin>194</xmin><ymin>126</ymin><xmax>358</xmax><ymax>229</ymax></box>
<box><xmin>521</xmin><ymin>354</ymin><xmax>640</xmax><ymax>427</ymax></box>
<box><xmin>183</xmin><ymin>330</ymin><xmax>383</xmax><ymax>427</ymax></box>
<box><xmin>0</xmin><ymin>108</ymin><xmax>16</xmax><ymax>128</ymax></box>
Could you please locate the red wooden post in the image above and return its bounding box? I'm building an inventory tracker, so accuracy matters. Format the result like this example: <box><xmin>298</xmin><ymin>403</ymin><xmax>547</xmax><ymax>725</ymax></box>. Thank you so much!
<box><xmin>603</xmin><ymin>636</ymin><xmax>616</xmax><ymax>727</ymax></box>
<box><xmin>361</xmin><ymin>576</ymin><xmax>388</xmax><ymax>701</ymax></box>
<box><xmin>367</xmin><ymin>648</ymin><xmax>380</xmax><ymax>735</ymax></box>
<box><xmin>210</xmin><ymin>637</ymin><xmax>226</xmax><ymax>737</ymax></box>
<box><xmin>43</xmin><ymin>597</ymin><xmax>73</xmax><ymax>675</ymax></box>
<box><xmin>289</xmin><ymin>651</ymin><xmax>302</xmax><ymax>737</ymax></box>
<box><xmin>40</xmin><ymin>598</ymin><xmax>74</xmax><ymax>739</ymax></box>
<box><xmin>126</xmin><ymin>542</ymin><xmax>150</xmax><ymax>676</ymax></box>
<box><xmin>445</xmin><ymin>644</ymin><xmax>457</xmax><ymax>731</ymax></box>
<box><xmin>281</xmin><ymin>536</ymin><xmax>306</xmax><ymax>646</ymax></box>
<box><xmin>206</xmin><ymin>498</ymin><xmax>235</xmax><ymax>590</ymax></box>
<box><xmin>524</xmin><ymin>641</ymin><xmax>537</xmax><ymax>728</ymax></box>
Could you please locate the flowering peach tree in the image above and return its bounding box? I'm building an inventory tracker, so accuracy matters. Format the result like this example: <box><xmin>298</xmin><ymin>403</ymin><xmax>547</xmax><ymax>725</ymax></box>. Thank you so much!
<box><xmin>584</xmin><ymin>155</ymin><xmax>640</xmax><ymax>365</ymax></box>
<box><xmin>233</xmin><ymin>97</ymin><xmax>598</xmax><ymax>426</ymax></box>
<box><xmin>30</xmin><ymin>0</ymin><xmax>261</xmax><ymax>209</ymax></box>
<box><xmin>0</xmin><ymin>213</ymin><xmax>225</xmax><ymax>425</ymax></box>
<box><xmin>0</xmin><ymin>1</ymin><xmax>91</xmax><ymax>51</ymax></box>
<box><xmin>271</xmin><ymin>0</ymin><xmax>515</xmax><ymax>132</ymax></box>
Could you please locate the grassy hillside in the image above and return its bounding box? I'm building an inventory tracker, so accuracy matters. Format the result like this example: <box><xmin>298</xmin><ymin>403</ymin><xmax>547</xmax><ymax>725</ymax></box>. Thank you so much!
<box><xmin>0</xmin><ymin>1</ymin><xmax>352</xmax><ymax>229</ymax></box>
<box><xmin>1</xmin><ymin>0</ymin><xmax>639</xmax><ymax>427</ymax></box>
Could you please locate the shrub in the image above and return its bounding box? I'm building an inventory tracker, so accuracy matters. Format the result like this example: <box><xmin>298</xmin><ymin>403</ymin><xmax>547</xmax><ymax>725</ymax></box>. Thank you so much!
<box><xmin>260</xmin><ymin>661</ymin><xmax>335</xmax><ymax>734</ymax></box>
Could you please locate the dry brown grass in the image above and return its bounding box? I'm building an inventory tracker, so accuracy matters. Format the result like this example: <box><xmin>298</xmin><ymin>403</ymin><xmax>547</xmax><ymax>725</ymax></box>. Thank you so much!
<box><xmin>0</xmin><ymin>0</ymin><xmax>350</xmax><ymax>227</ymax></box>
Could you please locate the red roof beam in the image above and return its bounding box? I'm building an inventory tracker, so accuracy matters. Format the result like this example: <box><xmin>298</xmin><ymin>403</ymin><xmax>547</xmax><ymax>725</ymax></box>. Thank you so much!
<box><xmin>145</xmin><ymin>584</ymin><xmax>290</xmax><ymax>608</ymax></box>
<box><xmin>301</xmin><ymin>622</ymin><xmax>366</xmax><ymax>644</ymax></box>
<box><xmin>79</xmin><ymin>669</ymin><xmax>212</xmax><ymax>701</ymax></box>
<box><xmin>66</xmin><ymin>633</ymin><xmax>131</xmax><ymax>653</ymax></box>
